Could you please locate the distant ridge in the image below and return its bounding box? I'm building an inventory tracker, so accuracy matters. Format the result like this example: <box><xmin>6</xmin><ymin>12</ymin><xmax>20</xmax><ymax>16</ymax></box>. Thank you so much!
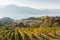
<box><xmin>0</xmin><ymin>4</ymin><xmax>60</xmax><ymax>19</ymax></box>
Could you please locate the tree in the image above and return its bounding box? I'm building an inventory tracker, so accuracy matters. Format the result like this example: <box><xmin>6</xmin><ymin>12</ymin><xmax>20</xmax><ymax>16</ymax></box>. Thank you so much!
<box><xmin>44</xmin><ymin>16</ymin><xmax>49</xmax><ymax>24</ymax></box>
<box><xmin>49</xmin><ymin>17</ymin><xmax>55</xmax><ymax>27</ymax></box>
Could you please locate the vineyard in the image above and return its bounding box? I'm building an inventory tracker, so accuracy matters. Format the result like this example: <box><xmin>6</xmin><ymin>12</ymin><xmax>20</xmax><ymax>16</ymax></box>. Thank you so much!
<box><xmin>0</xmin><ymin>27</ymin><xmax>60</xmax><ymax>40</ymax></box>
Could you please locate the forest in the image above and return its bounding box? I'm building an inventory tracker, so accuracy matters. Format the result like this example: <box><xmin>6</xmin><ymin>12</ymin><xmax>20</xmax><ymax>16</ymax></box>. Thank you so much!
<box><xmin>0</xmin><ymin>16</ymin><xmax>60</xmax><ymax>29</ymax></box>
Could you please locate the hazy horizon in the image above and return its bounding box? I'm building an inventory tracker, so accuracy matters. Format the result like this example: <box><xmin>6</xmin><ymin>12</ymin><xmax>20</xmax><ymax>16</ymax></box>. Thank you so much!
<box><xmin>0</xmin><ymin>0</ymin><xmax>60</xmax><ymax>9</ymax></box>
<box><xmin>0</xmin><ymin>0</ymin><xmax>60</xmax><ymax>20</ymax></box>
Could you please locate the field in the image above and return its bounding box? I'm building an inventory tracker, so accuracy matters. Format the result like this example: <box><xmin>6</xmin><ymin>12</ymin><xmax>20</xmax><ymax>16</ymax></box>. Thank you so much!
<box><xmin>0</xmin><ymin>27</ymin><xmax>60</xmax><ymax>40</ymax></box>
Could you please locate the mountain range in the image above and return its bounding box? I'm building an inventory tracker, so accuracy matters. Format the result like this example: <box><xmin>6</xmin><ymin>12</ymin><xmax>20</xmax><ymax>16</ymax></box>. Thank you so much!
<box><xmin>0</xmin><ymin>4</ymin><xmax>60</xmax><ymax>19</ymax></box>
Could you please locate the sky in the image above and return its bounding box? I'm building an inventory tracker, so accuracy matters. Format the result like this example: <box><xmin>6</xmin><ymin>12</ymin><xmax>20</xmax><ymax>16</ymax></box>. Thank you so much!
<box><xmin>0</xmin><ymin>0</ymin><xmax>60</xmax><ymax>9</ymax></box>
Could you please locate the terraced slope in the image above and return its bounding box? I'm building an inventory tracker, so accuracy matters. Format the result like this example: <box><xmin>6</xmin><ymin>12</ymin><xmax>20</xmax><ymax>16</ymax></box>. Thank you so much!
<box><xmin>0</xmin><ymin>27</ymin><xmax>60</xmax><ymax>40</ymax></box>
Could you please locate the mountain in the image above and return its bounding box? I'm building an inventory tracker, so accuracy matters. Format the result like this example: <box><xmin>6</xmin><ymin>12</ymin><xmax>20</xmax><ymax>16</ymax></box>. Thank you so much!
<box><xmin>0</xmin><ymin>17</ymin><xmax>14</xmax><ymax>24</ymax></box>
<box><xmin>0</xmin><ymin>4</ymin><xmax>60</xmax><ymax>19</ymax></box>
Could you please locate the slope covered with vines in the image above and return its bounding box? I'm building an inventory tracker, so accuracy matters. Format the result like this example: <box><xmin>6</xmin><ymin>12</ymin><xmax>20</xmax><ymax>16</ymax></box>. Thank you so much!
<box><xmin>0</xmin><ymin>27</ymin><xmax>60</xmax><ymax>40</ymax></box>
